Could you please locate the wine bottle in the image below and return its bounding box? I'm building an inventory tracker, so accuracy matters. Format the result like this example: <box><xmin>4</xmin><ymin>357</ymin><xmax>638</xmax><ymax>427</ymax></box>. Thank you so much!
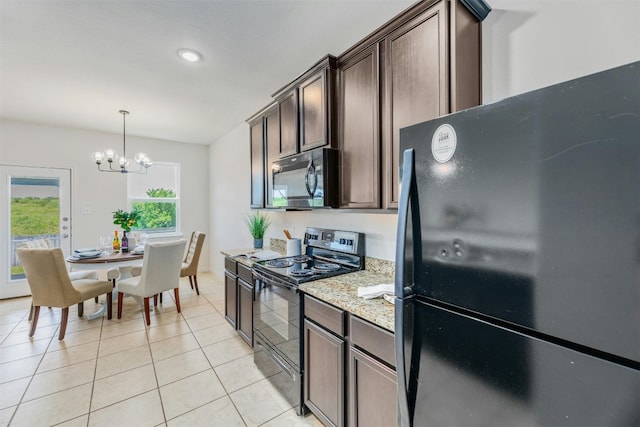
<box><xmin>122</xmin><ymin>230</ymin><xmax>129</xmax><ymax>253</ymax></box>
<box><xmin>112</xmin><ymin>230</ymin><xmax>120</xmax><ymax>253</ymax></box>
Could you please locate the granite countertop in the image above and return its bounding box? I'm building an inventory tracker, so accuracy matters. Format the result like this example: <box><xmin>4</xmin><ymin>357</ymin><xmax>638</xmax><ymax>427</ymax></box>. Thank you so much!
<box><xmin>222</xmin><ymin>242</ymin><xmax>395</xmax><ymax>332</ymax></box>
<box><xmin>299</xmin><ymin>268</ymin><xmax>395</xmax><ymax>332</ymax></box>
<box><xmin>221</xmin><ymin>239</ymin><xmax>286</xmax><ymax>267</ymax></box>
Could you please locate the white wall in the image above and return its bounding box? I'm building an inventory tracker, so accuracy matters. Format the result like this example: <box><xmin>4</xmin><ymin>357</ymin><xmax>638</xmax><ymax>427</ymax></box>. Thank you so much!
<box><xmin>482</xmin><ymin>0</ymin><xmax>640</xmax><ymax>103</ymax></box>
<box><xmin>208</xmin><ymin>0</ymin><xmax>638</xmax><ymax>280</ymax></box>
<box><xmin>0</xmin><ymin>119</ymin><xmax>210</xmax><ymax>270</ymax></box>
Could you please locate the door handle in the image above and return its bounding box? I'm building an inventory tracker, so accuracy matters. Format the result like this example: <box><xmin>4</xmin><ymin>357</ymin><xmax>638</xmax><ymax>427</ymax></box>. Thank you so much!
<box><xmin>395</xmin><ymin>148</ymin><xmax>422</xmax><ymax>427</ymax></box>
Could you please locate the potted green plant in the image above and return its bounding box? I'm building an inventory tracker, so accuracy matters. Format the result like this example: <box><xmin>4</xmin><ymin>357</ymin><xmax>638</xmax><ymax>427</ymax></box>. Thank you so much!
<box><xmin>246</xmin><ymin>211</ymin><xmax>271</xmax><ymax>249</ymax></box>
<box><xmin>112</xmin><ymin>209</ymin><xmax>141</xmax><ymax>232</ymax></box>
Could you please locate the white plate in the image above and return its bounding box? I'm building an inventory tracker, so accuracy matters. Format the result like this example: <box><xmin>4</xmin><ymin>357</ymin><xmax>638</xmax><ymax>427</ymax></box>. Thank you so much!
<box><xmin>77</xmin><ymin>250</ymin><xmax>101</xmax><ymax>258</ymax></box>
<box><xmin>74</xmin><ymin>247</ymin><xmax>98</xmax><ymax>253</ymax></box>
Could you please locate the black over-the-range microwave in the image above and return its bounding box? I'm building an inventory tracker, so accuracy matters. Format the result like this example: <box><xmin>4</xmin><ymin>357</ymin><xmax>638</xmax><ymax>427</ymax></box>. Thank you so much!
<box><xmin>270</xmin><ymin>147</ymin><xmax>338</xmax><ymax>209</ymax></box>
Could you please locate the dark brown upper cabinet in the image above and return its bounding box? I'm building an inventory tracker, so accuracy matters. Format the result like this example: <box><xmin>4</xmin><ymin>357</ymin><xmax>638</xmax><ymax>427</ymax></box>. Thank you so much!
<box><xmin>277</xmin><ymin>90</ymin><xmax>298</xmax><ymax>158</ymax></box>
<box><xmin>338</xmin><ymin>45</ymin><xmax>381</xmax><ymax>209</ymax></box>
<box><xmin>273</xmin><ymin>55</ymin><xmax>337</xmax><ymax>159</ymax></box>
<box><xmin>264</xmin><ymin>106</ymin><xmax>280</xmax><ymax>208</ymax></box>
<box><xmin>336</xmin><ymin>0</ymin><xmax>483</xmax><ymax>209</ymax></box>
<box><xmin>247</xmin><ymin>102</ymin><xmax>278</xmax><ymax>208</ymax></box>
<box><xmin>299</xmin><ymin>71</ymin><xmax>327</xmax><ymax>151</ymax></box>
<box><xmin>382</xmin><ymin>0</ymin><xmax>483</xmax><ymax>208</ymax></box>
<box><xmin>248</xmin><ymin>117</ymin><xmax>265</xmax><ymax>209</ymax></box>
<box><xmin>249</xmin><ymin>0</ymin><xmax>487</xmax><ymax>211</ymax></box>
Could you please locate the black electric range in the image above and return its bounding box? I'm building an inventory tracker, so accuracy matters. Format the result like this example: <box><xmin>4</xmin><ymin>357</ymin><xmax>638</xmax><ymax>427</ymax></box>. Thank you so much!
<box><xmin>252</xmin><ymin>227</ymin><xmax>364</xmax><ymax>287</ymax></box>
<box><xmin>251</xmin><ymin>227</ymin><xmax>365</xmax><ymax>415</ymax></box>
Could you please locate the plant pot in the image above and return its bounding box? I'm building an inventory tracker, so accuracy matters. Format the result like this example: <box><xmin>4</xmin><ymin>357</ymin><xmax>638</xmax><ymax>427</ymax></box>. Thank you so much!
<box><xmin>253</xmin><ymin>238</ymin><xmax>263</xmax><ymax>249</ymax></box>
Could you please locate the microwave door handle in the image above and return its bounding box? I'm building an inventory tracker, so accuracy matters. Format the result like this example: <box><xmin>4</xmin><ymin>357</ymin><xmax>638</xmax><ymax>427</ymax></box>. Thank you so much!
<box><xmin>304</xmin><ymin>160</ymin><xmax>317</xmax><ymax>198</ymax></box>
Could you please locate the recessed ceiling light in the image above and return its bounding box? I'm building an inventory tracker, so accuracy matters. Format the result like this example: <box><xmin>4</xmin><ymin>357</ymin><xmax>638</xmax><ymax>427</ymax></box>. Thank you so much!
<box><xmin>177</xmin><ymin>48</ymin><xmax>203</xmax><ymax>62</ymax></box>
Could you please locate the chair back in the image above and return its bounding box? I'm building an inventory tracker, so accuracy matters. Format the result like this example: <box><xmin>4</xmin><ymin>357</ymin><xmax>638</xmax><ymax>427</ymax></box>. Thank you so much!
<box><xmin>137</xmin><ymin>239</ymin><xmax>186</xmax><ymax>296</ymax></box>
<box><xmin>16</xmin><ymin>248</ymin><xmax>81</xmax><ymax>307</ymax></box>
<box><xmin>182</xmin><ymin>231</ymin><xmax>206</xmax><ymax>275</ymax></box>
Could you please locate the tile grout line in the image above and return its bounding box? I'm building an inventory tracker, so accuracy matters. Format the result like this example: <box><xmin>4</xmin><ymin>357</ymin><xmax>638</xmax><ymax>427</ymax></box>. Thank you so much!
<box><xmin>7</xmin><ymin>310</ymin><xmax>58</xmax><ymax>427</ymax></box>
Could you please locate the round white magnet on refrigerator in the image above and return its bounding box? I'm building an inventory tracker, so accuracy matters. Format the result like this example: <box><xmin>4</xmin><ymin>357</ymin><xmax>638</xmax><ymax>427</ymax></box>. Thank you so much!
<box><xmin>431</xmin><ymin>124</ymin><xmax>457</xmax><ymax>163</ymax></box>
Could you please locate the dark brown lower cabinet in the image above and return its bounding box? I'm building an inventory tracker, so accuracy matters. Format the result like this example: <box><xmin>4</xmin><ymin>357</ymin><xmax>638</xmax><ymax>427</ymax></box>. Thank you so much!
<box><xmin>224</xmin><ymin>256</ymin><xmax>254</xmax><ymax>347</ymax></box>
<box><xmin>303</xmin><ymin>294</ymin><xmax>396</xmax><ymax>426</ymax></box>
<box><xmin>349</xmin><ymin>346</ymin><xmax>397</xmax><ymax>427</ymax></box>
<box><xmin>237</xmin><ymin>278</ymin><xmax>253</xmax><ymax>346</ymax></box>
<box><xmin>224</xmin><ymin>271</ymin><xmax>237</xmax><ymax>328</ymax></box>
<box><xmin>304</xmin><ymin>319</ymin><xmax>345</xmax><ymax>427</ymax></box>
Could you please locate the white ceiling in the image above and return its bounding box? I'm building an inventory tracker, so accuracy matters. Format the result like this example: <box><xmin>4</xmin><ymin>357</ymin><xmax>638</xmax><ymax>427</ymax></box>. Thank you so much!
<box><xmin>0</xmin><ymin>0</ymin><xmax>413</xmax><ymax>145</ymax></box>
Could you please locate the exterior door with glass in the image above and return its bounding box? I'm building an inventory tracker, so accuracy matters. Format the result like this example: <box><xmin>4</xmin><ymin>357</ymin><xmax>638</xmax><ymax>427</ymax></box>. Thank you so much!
<box><xmin>0</xmin><ymin>166</ymin><xmax>72</xmax><ymax>299</ymax></box>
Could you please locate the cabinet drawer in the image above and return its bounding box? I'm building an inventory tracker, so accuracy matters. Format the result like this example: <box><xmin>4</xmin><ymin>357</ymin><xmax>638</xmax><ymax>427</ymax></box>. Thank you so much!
<box><xmin>350</xmin><ymin>315</ymin><xmax>395</xmax><ymax>368</ymax></box>
<box><xmin>237</xmin><ymin>263</ymin><xmax>253</xmax><ymax>284</ymax></box>
<box><xmin>304</xmin><ymin>295</ymin><xmax>345</xmax><ymax>337</ymax></box>
<box><xmin>224</xmin><ymin>256</ymin><xmax>237</xmax><ymax>275</ymax></box>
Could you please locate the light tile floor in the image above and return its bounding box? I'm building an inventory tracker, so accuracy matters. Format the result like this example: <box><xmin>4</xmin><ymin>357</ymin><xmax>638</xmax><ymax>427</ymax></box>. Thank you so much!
<box><xmin>0</xmin><ymin>273</ymin><xmax>322</xmax><ymax>427</ymax></box>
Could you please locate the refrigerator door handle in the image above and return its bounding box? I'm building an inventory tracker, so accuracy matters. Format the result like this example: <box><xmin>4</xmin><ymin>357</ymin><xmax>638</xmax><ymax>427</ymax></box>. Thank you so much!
<box><xmin>395</xmin><ymin>148</ymin><xmax>421</xmax><ymax>427</ymax></box>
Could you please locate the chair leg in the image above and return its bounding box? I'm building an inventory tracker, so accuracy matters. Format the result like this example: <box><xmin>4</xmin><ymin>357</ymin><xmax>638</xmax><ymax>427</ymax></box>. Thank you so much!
<box><xmin>153</xmin><ymin>294</ymin><xmax>158</xmax><ymax>306</ymax></box>
<box><xmin>174</xmin><ymin>288</ymin><xmax>181</xmax><ymax>313</ymax></box>
<box><xmin>107</xmin><ymin>292</ymin><xmax>113</xmax><ymax>320</ymax></box>
<box><xmin>29</xmin><ymin>303</ymin><xmax>34</xmax><ymax>321</ymax></box>
<box><xmin>193</xmin><ymin>275</ymin><xmax>200</xmax><ymax>296</ymax></box>
<box><xmin>189</xmin><ymin>276</ymin><xmax>194</xmax><ymax>289</ymax></box>
<box><xmin>29</xmin><ymin>306</ymin><xmax>40</xmax><ymax>337</ymax></box>
<box><xmin>78</xmin><ymin>302</ymin><xmax>84</xmax><ymax>317</ymax></box>
<box><xmin>159</xmin><ymin>292</ymin><xmax>163</xmax><ymax>303</ymax></box>
<box><xmin>143</xmin><ymin>297</ymin><xmax>151</xmax><ymax>326</ymax></box>
<box><xmin>58</xmin><ymin>307</ymin><xmax>69</xmax><ymax>340</ymax></box>
<box><xmin>117</xmin><ymin>292</ymin><xmax>124</xmax><ymax>319</ymax></box>
<box><xmin>94</xmin><ymin>296</ymin><xmax>99</xmax><ymax>303</ymax></box>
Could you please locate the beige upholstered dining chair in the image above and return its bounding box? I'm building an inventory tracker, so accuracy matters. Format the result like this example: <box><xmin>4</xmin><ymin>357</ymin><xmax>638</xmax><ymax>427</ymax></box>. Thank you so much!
<box><xmin>117</xmin><ymin>239</ymin><xmax>186</xmax><ymax>325</ymax></box>
<box><xmin>16</xmin><ymin>248</ymin><xmax>114</xmax><ymax>340</ymax></box>
<box><xmin>181</xmin><ymin>231</ymin><xmax>206</xmax><ymax>295</ymax></box>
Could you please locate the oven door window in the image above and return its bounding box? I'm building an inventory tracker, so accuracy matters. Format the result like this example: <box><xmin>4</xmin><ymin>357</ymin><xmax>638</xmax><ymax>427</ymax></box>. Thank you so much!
<box><xmin>254</xmin><ymin>283</ymin><xmax>300</xmax><ymax>369</ymax></box>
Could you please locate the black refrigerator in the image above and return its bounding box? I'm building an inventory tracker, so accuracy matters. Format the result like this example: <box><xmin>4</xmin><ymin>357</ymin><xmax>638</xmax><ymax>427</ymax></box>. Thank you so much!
<box><xmin>395</xmin><ymin>62</ymin><xmax>640</xmax><ymax>427</ymax></box>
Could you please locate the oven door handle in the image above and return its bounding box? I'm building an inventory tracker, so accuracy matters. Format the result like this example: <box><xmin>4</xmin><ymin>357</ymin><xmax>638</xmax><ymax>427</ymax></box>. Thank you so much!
<box><xmin>252</xmin><ymin>269</ymin><xmax>296</xmax><ymax>292</ymax></box>
<box><xmin>268</xmin><ymin>347</ymin><xmax>295</xmax><ymax>380</ymax></box>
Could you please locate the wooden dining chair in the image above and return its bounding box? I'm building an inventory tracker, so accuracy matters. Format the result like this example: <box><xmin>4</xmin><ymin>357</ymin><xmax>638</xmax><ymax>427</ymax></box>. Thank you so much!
<box><xmin>117</xmin><ymin>239</ymin><xmax>186</xmax><ymax>325</ymax></box>
<box><xmin>180</xmin><ymin>231</ymin><xmax>206</xmax><ymax>295</ymax></box>
<box><xmin>17</xmin><ymin>248</ymin><xmax>114</xmax><ymax>340</ymax></box>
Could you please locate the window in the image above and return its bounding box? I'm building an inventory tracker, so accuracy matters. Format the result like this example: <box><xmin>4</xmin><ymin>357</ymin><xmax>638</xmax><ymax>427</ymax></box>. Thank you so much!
<box><xmin>127</xmin><ymin>162</ymin><xmax>180</xmax><ymax>236</ymax></box>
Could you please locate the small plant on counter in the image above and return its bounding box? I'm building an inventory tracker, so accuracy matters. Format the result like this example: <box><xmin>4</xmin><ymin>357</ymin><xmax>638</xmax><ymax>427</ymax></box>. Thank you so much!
<box><xmin>246</xmin><ymin>211</ymin><xmax>271</xmax><ymax>248</ymax></box>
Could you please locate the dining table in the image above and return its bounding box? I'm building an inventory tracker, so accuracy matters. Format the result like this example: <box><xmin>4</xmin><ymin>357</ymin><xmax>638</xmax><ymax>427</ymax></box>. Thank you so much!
<box><xmin>67</xmin><ymin>251</ymin><xmax>144</xmax><ymax>320</ymax></box>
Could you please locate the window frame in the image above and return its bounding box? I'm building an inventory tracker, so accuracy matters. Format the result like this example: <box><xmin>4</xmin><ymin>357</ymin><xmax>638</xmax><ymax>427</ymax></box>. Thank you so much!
<box><xmin>127</xmin><ymin>161</ymin><xmax>181</xmax><ymax>237</ymax></box>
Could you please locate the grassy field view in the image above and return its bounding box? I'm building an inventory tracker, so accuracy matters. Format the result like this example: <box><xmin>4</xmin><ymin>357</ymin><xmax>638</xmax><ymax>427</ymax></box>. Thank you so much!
<box><xmin>12</xmin><ymin>197</ymin><xmax>59</xmax><ymax>236</ymax></box>
<box><xmin>11</xmin><ymin>197</ymin><xmax>59</xmax><ymax>276</ymax></box>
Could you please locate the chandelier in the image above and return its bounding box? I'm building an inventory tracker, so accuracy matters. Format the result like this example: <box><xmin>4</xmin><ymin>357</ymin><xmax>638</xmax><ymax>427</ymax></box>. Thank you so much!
<box><xmin>91</xmin><ymin>110</ymin><xmax>152</xmax><ymax>174</ymax></box>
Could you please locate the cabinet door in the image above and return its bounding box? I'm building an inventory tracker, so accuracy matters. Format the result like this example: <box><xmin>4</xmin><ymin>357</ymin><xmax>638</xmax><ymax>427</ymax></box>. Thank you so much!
<box><xmin>224</xmin><ymin>272</ymin><xmax>237</xmax><ymax>328</ymax></box>
<box><xmin>349</xmin><ymin>346</ymin><xmax>397</xmax><ymax>427</ymax></box>
<box><xmin>383</xmin><ymin>1</ymin><xmax>448</xmax><ymax>208</ymax></box>
<box><xmin>278</xmin><ymin>90</ymin><xmax>298</xmax><ymax>157</ymax></box>
<box><xmin>338</xmin><ymin>45</ymin><xmax>380</xmax><ymax>208</ymax></box>
<box><xmin>304</xmin><ymin>319</ymin><xmax>345</xmax><ymax>427</ymax></box>
<box><xmin>237</xmin><ymin>278</ymin><xmax>253</xmax><ymax>346</ymax></box>
<box><xmin>264</xmin><ymin>107</ymin><xmax>280</xmax><ymax>207</ymax></box>
<box><xmin>249</xmin><ymin>119</ymin><xmax>265</xmax><ymax>208</ymax></box>
<box><xmin>299</xmin><ymin>71</ymin><xmax>327</xmax><ymax>151</ymax></box>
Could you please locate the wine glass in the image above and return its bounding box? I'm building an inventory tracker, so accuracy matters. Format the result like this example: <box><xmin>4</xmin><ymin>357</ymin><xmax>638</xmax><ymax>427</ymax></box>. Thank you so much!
<box><xmin>138</xmin><ymin>232</ymin><xmax>149</xmax><ymax>247</ymax></box>
<box><xmin>99</xmin><ymin>236</ymin><xmax>111</xmax><ymax>255</ymax></box>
